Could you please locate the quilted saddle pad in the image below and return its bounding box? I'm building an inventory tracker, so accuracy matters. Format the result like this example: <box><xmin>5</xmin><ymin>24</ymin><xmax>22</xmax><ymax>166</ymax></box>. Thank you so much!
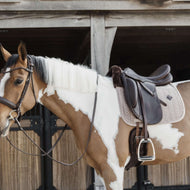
<box><xmin>116</xmin><ymin>84</ymin><xmax>185</xmax><ymax>126</ymax></box>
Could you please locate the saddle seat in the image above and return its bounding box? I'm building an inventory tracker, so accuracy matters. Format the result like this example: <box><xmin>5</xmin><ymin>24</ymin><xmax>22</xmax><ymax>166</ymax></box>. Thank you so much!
<box><xmin>124</xmin><ymin>64</ymin><xmax>173</xmax><ymax>86</ymax></box>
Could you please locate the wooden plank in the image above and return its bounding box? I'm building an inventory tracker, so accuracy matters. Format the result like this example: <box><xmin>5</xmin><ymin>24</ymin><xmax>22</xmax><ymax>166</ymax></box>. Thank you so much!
<box><xmin>91</xmin><ymin>15</ymin><xmax>117</xmax><ymax>75</ymax></box>
<box><xmin>0</xmin><ymin>131</ymin><xmax>41</xmax><ymax>190</ymax></box>
<box><xmin>105</xmin><ymin>27</ymin><xmax>117</xmax><ymax>70</ymax></box>
<box><xmin>124</xmin><ymin>167</ymin><xmax>137</xmax><ymax>188</ymax></box>
<box><xmin>52</xmin><ymin>130</ymin><xmax>92</xmax><ymax>189</ymax></box>
<box><xmin>91</xmin><ymin>15</ymin><xmax>106</xmax><ymax>74</ymax></box>
<box><xmin>174</xmin><ymin>0</ymin><xmax>190</xmax><ymax>1</ymax></box>
<box><xmin>148</xmin><ymin>158</ymin><xmax>190</xmax><ymax>186</ymax></box>
<box><xmin>0</xmin><ymin>13</ymin><xmax>90</xmax><ymax>28</ymax></box>
<box><xmin>0</xmin><ymin>0</ymin><xmax>19</xmax><ymax>2</ymax></box>
<box><xmin>106</xmin><ymin>12</ymin><xmax>190</xmax><ymax>27</ymax></box>
<box><xmin>0</xmin><ymin>1</ymin><xmax>190</xmax><ymax>11</ymax></box>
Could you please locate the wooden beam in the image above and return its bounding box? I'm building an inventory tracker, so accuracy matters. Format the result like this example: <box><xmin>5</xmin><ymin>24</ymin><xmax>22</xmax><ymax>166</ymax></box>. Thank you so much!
<box><xmin>0</xmin><ymin>13</ymin><xmax>90</xmax><ymax>28</ymax></box>
<box><xmin>91</xmin><ymin>15</ymin><xmax>105</xmax><ymax>74</ymax></box>
<box><xmin>0</xmin><ymin>0</ymin><xmax>19</xmax><ymax>2</ymax></box>
<box><xmin>0</xmin><ymin>1</ymin><xmax>190</xmax><ymax>11</ymax></box>
<box><xmin>106</xmin><ymin>12</ymin><xmax>190</xmax><ymax>27</ymax></box>
<box><xmin>91</xmin><ymin>15</ymin><xmax>117</xmax><ymax>75</ymax></box>
<box><xmin>105</xmin><ymin>27</ymin><xmax>117</xmax><ymax>70</ymax></box>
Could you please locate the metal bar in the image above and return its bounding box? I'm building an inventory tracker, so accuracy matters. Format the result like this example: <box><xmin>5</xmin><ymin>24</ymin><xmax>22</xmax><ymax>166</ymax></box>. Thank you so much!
<box><xmin>39</xmin><ymin>106</ymin><xmax>45</xmax><ymax>190</ymax></box>
<box><xmin>43</xmin><ymin>108</ymin><xmax>57</xmax><ymax>190</ymax></box>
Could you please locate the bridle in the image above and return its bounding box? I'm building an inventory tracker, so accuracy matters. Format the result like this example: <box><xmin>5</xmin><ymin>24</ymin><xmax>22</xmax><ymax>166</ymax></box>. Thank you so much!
<box><xmin>0</xmin><ymin>56</ymin><xmax>98</xmax><ymax>166</ymax></box>
<box><xmin>0</xmin><ymin>56</ymin><xmax>35</xmax><ymax>121</ymax></box>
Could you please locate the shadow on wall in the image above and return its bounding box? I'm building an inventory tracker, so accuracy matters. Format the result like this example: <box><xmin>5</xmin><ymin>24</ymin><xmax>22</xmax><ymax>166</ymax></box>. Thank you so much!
<box><xmin>139</xmin><ymin>0</ymin><xmax>171</xmax><ymax>6</ymax></box>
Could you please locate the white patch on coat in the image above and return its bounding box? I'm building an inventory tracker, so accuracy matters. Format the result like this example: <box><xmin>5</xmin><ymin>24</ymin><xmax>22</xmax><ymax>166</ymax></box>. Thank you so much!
<box><xmin>38</xmin><ymin>57</ymin><xmax>124</xmax><ymax>190</ymax></box>
<box><xmin>96</xmin><ymin>174</ymin><xmax>106</xmax><ymax>187</ymax></box>
<box><xmin>125</xmin><ymin>156</ymin><xmax>131</xmax><ymax>167</ymax></box>
<box><xmin>109</xmin><ymin>156</ymin><xmax>130</xmax><ymax>189</ymax></box>
<box><xmin>0</xmin><ymin>68</ymin><xmax>10</xmax><ymax>97</ymax></box>
<box><xmin>38</xmin><ymin>89</ymin><xmax>43</xmax><ymax>104</ymax></box>
<box><xmin>148</xmin><ymin>124</ymin><xmax>184</xmax><ymax>154</ymax></box>
<box><xmin>109</xmin><ymin>166</ymin><xmax>125</xmax><ymax>190</ymax></box>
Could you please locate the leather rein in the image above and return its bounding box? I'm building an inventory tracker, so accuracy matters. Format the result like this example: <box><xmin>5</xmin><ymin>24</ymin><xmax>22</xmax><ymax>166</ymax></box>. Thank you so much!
<box><xmin>0</xmin><ymin>56</ymin><xmax>98</xmax><ymax>166</ymax></box>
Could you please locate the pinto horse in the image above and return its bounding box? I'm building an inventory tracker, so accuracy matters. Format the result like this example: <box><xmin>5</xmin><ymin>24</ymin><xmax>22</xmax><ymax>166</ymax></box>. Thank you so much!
<box><xmin>0</xmin><ymin>42</ymin><xmax>189</xmax><ymax>190</ymax></box>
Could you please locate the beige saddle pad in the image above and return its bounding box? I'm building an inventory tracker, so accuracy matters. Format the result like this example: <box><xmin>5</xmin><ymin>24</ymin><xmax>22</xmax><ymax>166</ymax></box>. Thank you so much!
<box><xmin>116</xmin><ymin>84</ymin><xmax>185</xmax><ymax>126</ymax></box>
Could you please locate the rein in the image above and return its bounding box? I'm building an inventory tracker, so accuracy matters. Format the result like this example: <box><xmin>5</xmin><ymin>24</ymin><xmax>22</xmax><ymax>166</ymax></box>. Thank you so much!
<box><xmin>1</xmin><ymin>57</ymin><xmax>98</xmax><ymax>166</ymax></box>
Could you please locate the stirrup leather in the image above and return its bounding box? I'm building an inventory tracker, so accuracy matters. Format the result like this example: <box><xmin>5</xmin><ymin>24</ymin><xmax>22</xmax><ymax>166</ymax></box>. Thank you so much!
<box><xmin>137</xmin><ymin>138</ymin><xmax>155</xmax><ymax>162</ymax></box>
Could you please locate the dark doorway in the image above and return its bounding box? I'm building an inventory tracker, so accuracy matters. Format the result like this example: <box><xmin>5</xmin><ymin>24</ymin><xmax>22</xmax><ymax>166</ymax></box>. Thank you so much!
<box><xmin>111</xmin><ymin>27</ymin><xmax>190</xmax><ymax>81</ymax></box>
<box><xmin>111</xmin><ymin>27</ymin><xmax>190</xmax><ymax>190</ymax></box>
<box><xmin>0</xmin><ymin>28</ymin><xmax>90</xmax><ymax>67</ymax></box>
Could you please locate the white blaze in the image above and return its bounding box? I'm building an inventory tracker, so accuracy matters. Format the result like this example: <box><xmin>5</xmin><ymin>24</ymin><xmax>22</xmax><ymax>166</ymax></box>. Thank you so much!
<box><xmin>0</xmin><ymin>68</ymin><xmax>10</xmax><ymax>97</ymax></box>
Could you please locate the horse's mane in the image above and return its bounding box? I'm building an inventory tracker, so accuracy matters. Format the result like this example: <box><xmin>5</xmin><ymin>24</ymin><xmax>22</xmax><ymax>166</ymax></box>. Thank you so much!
<box><xmin>5</xmin><ymin>54</ymin><xmax>98</xmax><ymax>93</ymax></box>
<box><xmin>43</xmin><ymin>57</ymin><xmax>98</xmax><ymax>93</ymax></box>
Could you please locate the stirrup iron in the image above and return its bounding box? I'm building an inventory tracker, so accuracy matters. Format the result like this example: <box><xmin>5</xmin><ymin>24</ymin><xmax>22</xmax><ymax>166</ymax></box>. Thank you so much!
<box><xmin>137</xmin><ymin>138</ymin><xmax>155</xmax><ymax>161</ymax></box>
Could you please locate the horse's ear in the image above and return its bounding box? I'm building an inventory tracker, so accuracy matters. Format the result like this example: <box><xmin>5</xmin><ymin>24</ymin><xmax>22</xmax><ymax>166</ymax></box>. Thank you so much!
<box><xmin>18</xmin><ymin>41</ymin><xmax>27</xmax><ymax>66</ymax></box>
<box><xmin>0</xmin><ymin>43</ymin><xmax>12</xmax><ymax>62</ymax></box>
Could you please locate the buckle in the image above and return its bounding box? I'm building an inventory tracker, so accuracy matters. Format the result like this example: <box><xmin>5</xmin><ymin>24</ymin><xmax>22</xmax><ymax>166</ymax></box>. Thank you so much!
<box><xmin>8</xmin><ymin>110</ymin><xmax>18</xmax><ymax>121</ymax></box>
<box><xmin>137</xmin><ymin>138</ymin><xmax>155</xmax><ymax>162</ymax></box>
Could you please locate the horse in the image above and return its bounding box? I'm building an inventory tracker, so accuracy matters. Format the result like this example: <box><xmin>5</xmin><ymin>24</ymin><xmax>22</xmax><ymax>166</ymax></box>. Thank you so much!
<box><xmin>0</xmin><ymin>42</ymin><xmax>189</xmax><ymax>190</ymax></box>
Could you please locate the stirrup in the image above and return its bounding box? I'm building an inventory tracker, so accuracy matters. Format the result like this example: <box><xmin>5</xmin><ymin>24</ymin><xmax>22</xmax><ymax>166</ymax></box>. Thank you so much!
<box><xmin>137</xmin><ymin>138</ymin><xmax>155</xmax><ymax>162</ymax></box>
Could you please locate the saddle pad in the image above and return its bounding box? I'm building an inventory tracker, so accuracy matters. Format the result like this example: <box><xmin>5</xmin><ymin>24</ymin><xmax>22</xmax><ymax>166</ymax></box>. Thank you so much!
<box><xmin>116</xmin><ymin>84</ymin><xmax>185</xmax><ymax>126</ymax></box>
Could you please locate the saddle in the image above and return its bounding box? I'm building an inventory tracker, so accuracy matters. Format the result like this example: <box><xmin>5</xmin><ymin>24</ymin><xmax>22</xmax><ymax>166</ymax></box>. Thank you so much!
<box><xmin>108</xmin><ymin>64</ymin><xmax>173</xmax><ymax>163</ymax></box>
<box><xmin>122</xmin><ymin>65</ymin><xmax>173</xmax><ymax>125</ymax></box>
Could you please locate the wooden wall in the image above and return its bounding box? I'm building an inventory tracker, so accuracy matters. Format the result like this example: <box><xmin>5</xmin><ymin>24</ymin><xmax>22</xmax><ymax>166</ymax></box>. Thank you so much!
<box><xmin>0</xmin><ymin>120</ymin><xmax>41</xmax><ymax>190</ymax></box>
<box><xmin>149</xmin><ymin>159</ymin><xmax>190</xmax><ymax>186</ymax></box>
<box><xmin>1</xmin><ymin>120</ymin><xmax>190</xmax><ymax>189</ymax></box>
<box><xmin>0</xmin><ymin>119</ymin><xmax>93</xmax><ymax>190</ymax></box>
<box><xmin>52</xmin><ymin>120</ymin><xmax>92</xmax><ymax>190</ymax></box>
<box><xmin>123</xmin><ymin>158</ymin><xmax>190</xmax><ymax>188</ymax></box>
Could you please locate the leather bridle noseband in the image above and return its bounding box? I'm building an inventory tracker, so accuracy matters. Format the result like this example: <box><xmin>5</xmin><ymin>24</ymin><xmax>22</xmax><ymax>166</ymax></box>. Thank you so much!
<box><xmin>0</xmin><ymin>56</ymin><xmax>98</xmax><ymax>166</ymax></box>
<box><xmin>0</xmin><ymin>56</ymin><xmax>35</xmax><ymax>121</ymax></box>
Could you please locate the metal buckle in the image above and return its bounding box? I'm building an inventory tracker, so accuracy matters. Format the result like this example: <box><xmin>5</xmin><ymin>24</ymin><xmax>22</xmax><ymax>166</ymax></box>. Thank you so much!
<box><xmin>8</xmin><ymin>110</ymin><xmax>18</xmax><ymax>121</ymax></box>
<box><xmin>137</xmin><ymin>138</ymin><xmax>155</xmax><ymax>162</ymax></box>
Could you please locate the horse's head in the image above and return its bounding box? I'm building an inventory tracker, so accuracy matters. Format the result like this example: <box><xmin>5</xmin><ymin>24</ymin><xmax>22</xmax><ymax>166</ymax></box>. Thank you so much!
<box><xmin>0</xmin><ymin>42</ymin><xmax>36</xmax><ymax>136</ymax></box>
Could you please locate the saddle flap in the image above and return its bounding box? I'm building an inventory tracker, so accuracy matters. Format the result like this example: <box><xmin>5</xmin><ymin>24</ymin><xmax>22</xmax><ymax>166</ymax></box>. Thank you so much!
<box><xmin>121</xmin><ymin>72</ymin><xmax>162</xmax><ymax>124</ymax></box>
<box><xmin>121</xmin><ymin>73</ymin><xmax>138</xmax><ymax>108</ymax></box>
<box><xmin>140</xmin><ymin>82</ymin><xmax>162</xmax><ymax>124</ymax></box>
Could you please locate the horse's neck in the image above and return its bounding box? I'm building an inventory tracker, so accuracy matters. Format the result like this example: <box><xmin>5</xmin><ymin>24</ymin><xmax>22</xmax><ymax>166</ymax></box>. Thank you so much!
<box><xmin>36</xmin><ymin>58</ymin><xmax>98</xmax><ymax>127</ymax></box>
<box><xmin>38</xmin><ymin>91</ymin><xmax>80</xmax><ymax>127</ymax></box>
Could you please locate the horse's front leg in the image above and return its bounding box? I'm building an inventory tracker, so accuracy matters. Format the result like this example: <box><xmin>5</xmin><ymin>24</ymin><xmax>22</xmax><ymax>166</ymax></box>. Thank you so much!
<box><xmin>95</xmin><ymin>162</ymin><xmax>125</xmax><ymax>190</ymax></box>
<box><xmin>88</xmin><ymin>119</ymin><xmax>130</xmax><ymax>190</ymax></box>
<box><xmin>85</xmin><ymin>141</ymin><xmax>126</xmax><ymax>190</ymax></box>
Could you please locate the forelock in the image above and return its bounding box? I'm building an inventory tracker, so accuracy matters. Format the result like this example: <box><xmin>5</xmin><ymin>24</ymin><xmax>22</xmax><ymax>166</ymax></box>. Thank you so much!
<box><xmin>5</xmin><ymin>54</ymin><xmax>19</xmax><ymax>68</ymax></box>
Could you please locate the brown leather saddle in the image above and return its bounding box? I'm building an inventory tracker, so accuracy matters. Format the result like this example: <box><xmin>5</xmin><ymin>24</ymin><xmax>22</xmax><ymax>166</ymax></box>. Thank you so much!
<box><xmin>108</xmin><ymin>64</ymin><xmax>173</xmax><ymax>163</ymax></box>
<box><xmin>122</xmin><ymin>65</ymin><xmax>172</xmax><ymax>125</ymax></box>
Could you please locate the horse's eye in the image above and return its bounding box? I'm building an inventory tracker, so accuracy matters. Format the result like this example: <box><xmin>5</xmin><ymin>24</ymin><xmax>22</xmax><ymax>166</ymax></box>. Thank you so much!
<box><xmin>14</xmin><ymin>78</ymin><xmax>23</xmax><ymax>86</ymax></box>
